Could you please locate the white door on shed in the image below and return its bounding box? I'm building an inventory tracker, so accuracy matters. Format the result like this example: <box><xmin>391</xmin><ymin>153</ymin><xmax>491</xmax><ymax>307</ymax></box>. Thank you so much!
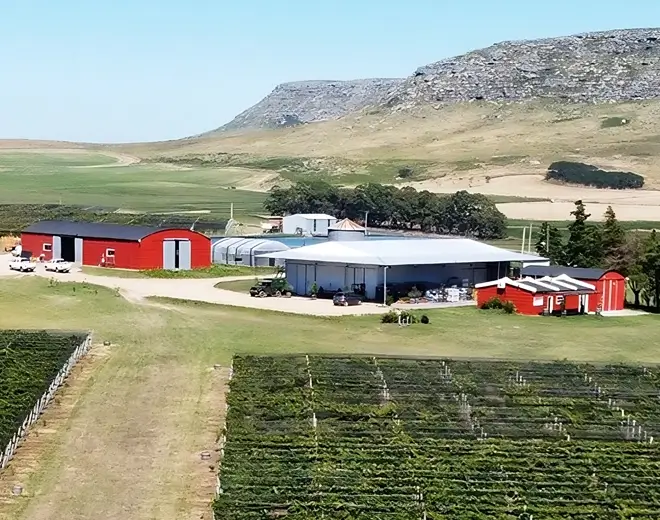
<box><xmin>74</xmin><ymin>238</ymin><xmax>83</xmax><ymax>264</ymax></box>
<box><xmin>52</xmin><ymin>236</ymin><xmax>61</xmax><ymax>259</ymax></box>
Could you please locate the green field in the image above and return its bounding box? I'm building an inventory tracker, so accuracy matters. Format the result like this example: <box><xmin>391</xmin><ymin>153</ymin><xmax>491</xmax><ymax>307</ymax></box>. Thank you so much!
<box><xmin>0</xmin><ymin>152</ymin><xmax>265</xmax><ymax>221</ymax></box>
<box><xmin>0</xmin><ymin>277</ymin><xmax>659</xmax><ymax>520</ymax></box>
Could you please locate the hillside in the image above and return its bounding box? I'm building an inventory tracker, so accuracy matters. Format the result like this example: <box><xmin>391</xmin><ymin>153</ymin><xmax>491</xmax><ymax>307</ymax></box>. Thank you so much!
<box><xmin>209</xmin><ymin>79</ymin><xmax>402</xmax><ymax>133</ymax></box>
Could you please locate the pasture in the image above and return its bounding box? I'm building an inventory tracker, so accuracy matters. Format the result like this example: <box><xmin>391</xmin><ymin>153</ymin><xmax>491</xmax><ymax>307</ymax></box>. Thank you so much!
<box><xmin>0</xmin><ymin>277</ymin><xmax>659</xmax><ymax>520</ymax></box>
<box><xmin>0</xmin><ymin>151</ymin><xmax>266</xmax><ymax>222</ymax></box>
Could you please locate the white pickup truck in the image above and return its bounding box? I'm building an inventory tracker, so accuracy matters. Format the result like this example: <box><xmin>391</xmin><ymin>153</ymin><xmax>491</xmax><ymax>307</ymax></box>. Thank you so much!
<box><xmin>44</xmin><ymin>258</ymin><xmax>72</xmax><ymax>273</ymax></box>
<box><xmin>9</xmin><ymin>257</ymin><xmax>37</xmax><ymax>272</ymax></box>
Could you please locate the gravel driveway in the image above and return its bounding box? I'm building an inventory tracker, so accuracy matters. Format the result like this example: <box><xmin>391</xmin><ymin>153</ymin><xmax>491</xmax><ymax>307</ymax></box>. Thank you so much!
<box><xmin>0</xmin><ymin>254</ymin><xmax>386</xmax><ymax>317</ymax></box>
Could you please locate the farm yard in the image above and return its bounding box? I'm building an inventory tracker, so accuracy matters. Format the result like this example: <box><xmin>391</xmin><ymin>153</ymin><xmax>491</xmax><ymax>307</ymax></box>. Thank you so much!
<box><xmin>218</xmin><ymin>355</ymin><xmax>660</xmax><ymax>519</ymax></box>
<box><xmin>0</xmin><ymin>277</ymin><xmax>660</xmax><ymax>519</ymax></box>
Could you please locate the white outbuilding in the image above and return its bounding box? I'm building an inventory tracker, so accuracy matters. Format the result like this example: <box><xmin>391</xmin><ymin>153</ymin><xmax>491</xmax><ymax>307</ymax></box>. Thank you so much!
<box><xmin>282</xmin><ymin>214</ymin><xmax>338</xmax><ymax>236</ymax></box>
<box><xmin>259</xmin><ymin>238</ymin><xmax>547</xmax><ymax>300</ymax></box>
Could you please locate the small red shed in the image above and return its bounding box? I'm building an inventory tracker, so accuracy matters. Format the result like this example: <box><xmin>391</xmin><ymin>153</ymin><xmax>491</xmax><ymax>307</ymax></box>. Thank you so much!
<box><xmin>475</xmin><ymin>277</ymin><xmax>597</xmax><ymax>316</ymax></box>
<box><xmin>21</xmin><ymin>221</ymin><xmax>211</xmax><ymax>270</ymax></box>
<box><xmin>522</xmin><ymin>266</ymin><xmax>626</xmax><ymax>312</ymax></box>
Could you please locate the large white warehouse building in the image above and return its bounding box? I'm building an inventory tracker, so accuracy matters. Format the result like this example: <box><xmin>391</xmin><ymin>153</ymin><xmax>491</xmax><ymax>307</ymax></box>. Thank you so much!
<box><xmin>260</xmin><ymin>238</ymin><xmax>546</xmax><ymax>300</ymax></box>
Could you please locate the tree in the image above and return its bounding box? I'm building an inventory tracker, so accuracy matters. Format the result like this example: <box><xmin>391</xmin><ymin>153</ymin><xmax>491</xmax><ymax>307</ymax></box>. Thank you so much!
<box><xmin>642</xmin><ymin>230</ymin><xmax>660</xmax><ymax>310</ymax></box>
<box><xmin>564</xmin><ymin>200</ymin><xmax>603</xmax><ymax>267</ymax></box>
<box><xmin>628</xmin><ymin>263</ymin><xmax>649</xmax><ymax>307</ymax></box>
<box><xmin>601</xmin><ymin>206</ymin><xmax>626</xmax><ymax>268</ymax></box>
<box><xmin>535</xmin><ymin>222</ymin><xmax>564</xmax><ymax>264</ymax></box>
<box><xmin>437</xmin><ymin>191</ymin><xmax>506</xmax><ymax>239</ymax></box>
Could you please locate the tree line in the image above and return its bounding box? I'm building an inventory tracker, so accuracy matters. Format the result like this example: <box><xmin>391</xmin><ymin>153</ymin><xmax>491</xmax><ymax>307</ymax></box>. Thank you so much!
<box><xmin>546</xmin><ymin>161</ymin><xmax>644</xmax><ymax>189</ymax></box>
<box><xmin>535</xmin><ymin>201</ymin><xmax>660</xmax><ymax>309</ymax></box>
<box><xmin>264</xmin><ymin>180</ymin><xmax>507</xmax><ymax>239</ymax></box>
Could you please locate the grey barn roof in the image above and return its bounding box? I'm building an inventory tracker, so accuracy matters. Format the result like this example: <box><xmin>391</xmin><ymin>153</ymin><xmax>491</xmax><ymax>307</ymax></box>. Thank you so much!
<box><xmin>23</xmin><ymin>221</ymin><xmax>161</xmax><ymax>241</ymax></box>
<box><xmin>522</xmin><ymin>265</ymin><xmax>608</xmax><ymax>280</ymax></box>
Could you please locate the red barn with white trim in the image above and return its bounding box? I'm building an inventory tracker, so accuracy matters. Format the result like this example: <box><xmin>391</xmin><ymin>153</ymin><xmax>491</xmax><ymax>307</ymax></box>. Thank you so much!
<box><xmin>21</xmin><ymin>221</ymin><xmax>211</xmax><ymax>270</ymax></box>
<box><xmin>475</xmin><ymin>276</ymin><xmax>597</xmax><ymax>316</ymax></box>
<box><xmin>522</xmin><ymin>266</ymin><xmax>626</xmax><ymax>312</ymax></box>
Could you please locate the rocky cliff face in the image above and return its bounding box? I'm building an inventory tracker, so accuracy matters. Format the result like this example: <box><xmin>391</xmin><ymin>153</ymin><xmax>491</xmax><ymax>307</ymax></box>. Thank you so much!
<box><xmin>213</xmin><ymin>29</ymin><xmax>660</xmax><ymax>133</ymax></box>
<box><xmin>215</xmin><ymin>79</ymin><xmax>402</xmax><ymax>132</ymax></box>
<box><xmin>385</xmin><ymin>28</ymin><xmax>660</xmax><ymax>108</ymax></box>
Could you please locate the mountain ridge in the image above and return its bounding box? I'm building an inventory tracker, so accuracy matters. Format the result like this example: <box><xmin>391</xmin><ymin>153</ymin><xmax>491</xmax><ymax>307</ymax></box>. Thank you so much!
<box><xmin>211</xmin><ymin>28</ymin><xmax>660</xmax><ymax>133</ymax></box>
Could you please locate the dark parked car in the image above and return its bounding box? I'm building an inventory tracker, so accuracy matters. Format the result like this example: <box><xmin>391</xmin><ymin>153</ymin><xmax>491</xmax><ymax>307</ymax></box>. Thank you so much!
<box><xmin>333</xmin><ymin>292</ymin><xmax>362</xmax><ymax>306</ymax></box>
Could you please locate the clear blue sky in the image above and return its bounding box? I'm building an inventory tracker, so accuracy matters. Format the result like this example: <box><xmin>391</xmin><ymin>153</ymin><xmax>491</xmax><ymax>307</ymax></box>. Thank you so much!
<box><xmin>2</xmin><ymin>0</ymin><xmax>658</xmax><ymax>143</ymax></box>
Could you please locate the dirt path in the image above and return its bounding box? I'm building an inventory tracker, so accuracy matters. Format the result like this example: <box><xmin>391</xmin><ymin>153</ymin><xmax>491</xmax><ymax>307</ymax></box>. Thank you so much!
<box><xmin>0</xmin><ymin>255</ymin><xmax>385</xmax><ymax>316</ymax></box>
<box><xmin>0</xmin><ymin>343</ymin><xmax>112</xmax><ymax>520</ymax></box>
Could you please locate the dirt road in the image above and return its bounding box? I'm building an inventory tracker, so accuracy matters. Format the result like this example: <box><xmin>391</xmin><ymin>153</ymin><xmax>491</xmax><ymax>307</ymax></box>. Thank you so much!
<box><xmin>0</xmin><ymin>255</ymin><xmax>385</xmax><ymax>316</ymax></box>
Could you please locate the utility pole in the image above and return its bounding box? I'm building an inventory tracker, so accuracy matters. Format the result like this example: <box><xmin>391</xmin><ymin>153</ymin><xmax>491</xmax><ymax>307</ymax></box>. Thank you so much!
<box><xmin>528</xmin><ymin>223</ymin><xmax>533</xmax><ymax>253</ymax></box>
<box><xmin>364</xmin><ymin>211</ymin><xmax>369</xmax><ymax>236</ymax></box>
<box><xmin>521</xmin><ymin>227</ymin><xmax>527</xmax><ymax>254</ymax></box>
<box><xmin>546</xmin><ymin>225</ymin><xmax>550</xmax><ymax>257</ymax></box>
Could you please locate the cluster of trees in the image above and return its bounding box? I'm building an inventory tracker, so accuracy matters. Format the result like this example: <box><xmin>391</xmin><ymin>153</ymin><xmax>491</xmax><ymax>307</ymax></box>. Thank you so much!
<box><xmin>535</xmin><ymin>201</ymin><xmax>660</xmax><ymax>308</ymax></box>
<box><xmin>265</xmin><ymin>180</ymin><xmax>507</xmax><ymax>239</ymax></box>
<box><xmin>546</xmin><ymin>161</ymin><xmax>644</xmax><ymax>190</ymax></box>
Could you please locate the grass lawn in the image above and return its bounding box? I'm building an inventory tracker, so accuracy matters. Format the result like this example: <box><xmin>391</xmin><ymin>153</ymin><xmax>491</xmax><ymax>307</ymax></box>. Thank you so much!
<box><xmin>0</xmin><ymin>277</ymin><xmax>659</xmax><ymax>520</ymax></box>
<box><xmin>0</xmin><ymin>152</ymin><xmax>265</xmax><ymax>221</ymax></box>
<box><xmin>213</xmin><ymin>279</ymin><xmax>257</xmax><ymax>293</ymax></box>
<box><xmin>81</xmin><ymin>265</ymin><xmax>275</xmax><ymax>279</ymax></box>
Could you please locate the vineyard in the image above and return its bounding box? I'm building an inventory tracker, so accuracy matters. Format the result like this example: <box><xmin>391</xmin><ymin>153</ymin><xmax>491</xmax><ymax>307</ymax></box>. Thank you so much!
<box><xmin>0</xmin><ymin>330</ymin><xmax>90</xmax><ymax>468</ymax></box>
<box><xmin>215</xmin><ymin>356</ymin><xmax>660</xmax><ymax>519</ymax></box>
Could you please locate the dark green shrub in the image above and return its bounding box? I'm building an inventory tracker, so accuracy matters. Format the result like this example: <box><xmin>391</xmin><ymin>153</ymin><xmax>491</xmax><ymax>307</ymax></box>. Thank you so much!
<box><xmin>601</xmin><ymin>116</ymin><xmax>630</xmax><ymax>129</ymax></box>
<box><xmin>397</xmin><ymin>167</ymin><xmax>414</xmax><ymax>178</ymax></box>
<box><xmin>546</xmin><ymin>161</ymin><xmax>644</xmax><ymax>189</ymax></box>
<box><xmin>420</xmin><ymin>315</ymin><xmax>430</xmax><ymax>324</ymax></box>
<box><xmin>380</xmin><ymin>310</ymin><xmax>418</xmax><ymax>324</ymax></box>
<box><xmin>481</xmin><ymin>296</ymin><xmax>505</xmax><ymax>310</ymax></box>
<box><xmin>501</xmin><ymin>300</ymin><xmax>516</xmax><ymax>314</ymax></box>
<box><xmin>385</xmin><ymin>295</ymin><xmax>395</xmax><ymax>306</ymax></box>
<box><xmin>381</xmin><ymin>310</ymin><xmax>399</xmax><ymax>323</ymax></box>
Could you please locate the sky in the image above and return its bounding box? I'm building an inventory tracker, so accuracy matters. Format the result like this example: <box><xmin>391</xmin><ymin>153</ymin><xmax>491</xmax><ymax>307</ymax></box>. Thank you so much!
<box><xmin>1</xmin><ymin>0</ymin><xmax>659</xmax><ymax>143</ymax></box>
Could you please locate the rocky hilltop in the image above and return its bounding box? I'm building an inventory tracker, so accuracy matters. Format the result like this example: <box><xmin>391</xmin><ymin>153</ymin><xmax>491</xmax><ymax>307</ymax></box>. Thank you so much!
<box><xmin>386</xmin><ymin>28</ymin><xmax>660</xmax><ymax>108</ymax></box>
<box><xmin>215</xmin><ymin>79</ymin><xmax>402</xmax><ymax>132</ymax></box>
<box><xmin>212</xmin><ymin>28</ymin><xmax>660</xmax><ymax>132</ymax></box>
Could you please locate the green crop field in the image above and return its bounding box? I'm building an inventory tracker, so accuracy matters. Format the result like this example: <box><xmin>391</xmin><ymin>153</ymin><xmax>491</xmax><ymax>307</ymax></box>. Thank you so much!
<box><xmin>0</xmin><ymin>152</ymin><xmax>266</xmax><ymax>221</ymax></box>
<box><xmin>218</xmin><ymin>355</ymin><xmax>660</xmax><ymax>519</ymax></box>
<box><xmin>0</xmin><ymin>331</ymin><xmax>85</xmax><ymax>451</ymax></box>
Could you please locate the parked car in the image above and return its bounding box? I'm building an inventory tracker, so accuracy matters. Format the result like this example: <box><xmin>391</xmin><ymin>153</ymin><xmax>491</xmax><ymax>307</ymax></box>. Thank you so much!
<box><xmin>9</xmin><ymin>257</ymin><xmax>36</xmax><ymax>272</ymax></box>
<box><xmin>44</xmin><ymin>258</ymin><xmax>72</xmax><ymax>273</ymax></box>
<box><xmin>333</xmin><ymin>292</ymin><xmax>362</xmax><ymax>306</ymax></box>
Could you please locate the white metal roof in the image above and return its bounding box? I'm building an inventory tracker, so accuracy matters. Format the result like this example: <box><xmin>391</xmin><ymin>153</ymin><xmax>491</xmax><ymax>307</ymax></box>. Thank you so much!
<box><xmin>475</xmin><ymin>275</ymin><xmax>596</xmax><ymax>293</ymax></box>
<box><xmin>285</xmin><ymin>213</ymin><xmax>336</xmax><ymax>220</ymax></box>
<box><xmin>258</xmin><ymin>238</ymin><xmax>547</xmax><ymax>266</ymax></box>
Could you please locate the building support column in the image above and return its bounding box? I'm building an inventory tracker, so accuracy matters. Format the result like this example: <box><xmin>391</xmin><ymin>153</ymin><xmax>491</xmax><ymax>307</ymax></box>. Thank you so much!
<box><xmin>383</xmin><ymin>266</ymin><xmax>389</xmax><ymax>306</ymax></box>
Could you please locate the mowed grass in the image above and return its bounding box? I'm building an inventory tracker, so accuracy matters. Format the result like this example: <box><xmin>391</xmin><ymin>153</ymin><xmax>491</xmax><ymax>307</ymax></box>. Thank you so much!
<box><xmin>0</xmin><ymin>152</ymin><xmax>266</xmax><ymax>221</ymax></box>
<box><xmin>0</xmin><ymin>277</ymin><xmax>659</xmax><ymax>520</ymax></box>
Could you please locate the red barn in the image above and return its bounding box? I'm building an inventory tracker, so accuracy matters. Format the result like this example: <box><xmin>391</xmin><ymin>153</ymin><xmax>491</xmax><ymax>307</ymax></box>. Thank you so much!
<box><xmin>522</xmin><ymin>266</ymin><xmax>626</xmax><ymax>312</ymax></box>
<box><xmin>21</xmin><ymin>221</ymin><xmax>211</xmax><ymax>270</ymax></box>
<box><xmin>475</xmin><ymin>276</ymin><xmax>597</xmax><ymax>316</ymax></box>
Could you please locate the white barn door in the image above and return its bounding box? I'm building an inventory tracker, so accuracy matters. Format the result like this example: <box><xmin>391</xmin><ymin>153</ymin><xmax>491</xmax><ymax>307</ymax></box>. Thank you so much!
<box><xmin>74</xmin><ymin>238</ymin><xmax>84</xmax><ymax>264</ymax></box>
<box><xmin>52</xmin><ymin>236</ymin><xmax>62</xmax><ymax>259</ymax></box>
<box><xmin>163</xmin><ymin>240</ymin><xmax>176</xmax><ymax>270</ymax></box>
<box><xmin>178</xmin><ymin>240</ymin><xmax>191</xmax><ymax>270</ymax></box>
